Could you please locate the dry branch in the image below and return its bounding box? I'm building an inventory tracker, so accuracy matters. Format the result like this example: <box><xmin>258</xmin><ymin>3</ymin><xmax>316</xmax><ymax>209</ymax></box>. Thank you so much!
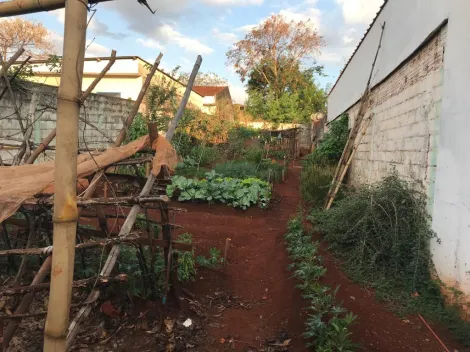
<box><xmin>0</xmin><ymin>47</ymin><xmax>24</xmax><ymax>76</ymax></box>
<box><xmin>0</xmin><ymin>55</ymin><xmax>31</xmax><ymax>100</ymax></box>
<box><xmin>0</xmin><ymin>236</ymin><xmax>192</xmax><ymax>257</ymax></box>
<box><xmin>25</xmin><ymin>49</ymin><xmax>118</xmax><ymax>164</ymax></box>
<box><xmin>0</xmin><ymin>275</ymin><xmax>128</xmax><ymax>297</ymax></box>
<box><xmin>65</xmin><ymin>55</ymin><xmax>202</xmax><ymax>350</ymax></box>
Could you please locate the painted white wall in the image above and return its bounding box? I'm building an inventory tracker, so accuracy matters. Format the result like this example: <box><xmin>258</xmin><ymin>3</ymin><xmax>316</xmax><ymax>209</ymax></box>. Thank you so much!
<box><xmin>328</xmin><ymin>0</ymin><xmax>449</xmax><ymax>121</ymax></box>
<box><xmin>431</xmin><ymin>0</ymin><xmax>470</xmax><ymax>293</ymax></box>
<box><xmin>29</xmin><ymin>59</ymin><xmax>141</xmax><ymax>75</ymax></box>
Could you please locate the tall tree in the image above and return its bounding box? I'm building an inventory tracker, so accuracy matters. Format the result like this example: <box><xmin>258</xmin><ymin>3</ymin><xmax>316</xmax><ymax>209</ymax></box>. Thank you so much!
<box><xmin>179</xmin><ymin>71</ymin><xmax>228</xmax><ymax>86</ymax></box>
<box><xmin>0</xmin><ymin>18</ymin><xmax>54</xmax><ymax>61</ymax></box>
<box><xmin>227</xmin><ymin>14</ymin><xmax>323</xmax><ymax>98</ymax></box>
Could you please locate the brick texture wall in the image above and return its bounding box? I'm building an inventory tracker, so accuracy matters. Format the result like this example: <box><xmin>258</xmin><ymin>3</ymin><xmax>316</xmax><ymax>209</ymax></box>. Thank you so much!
<box><xmin>0</xmin><ymin>81</ymin><xmax>133</xmax><ymax>164</ymax></box>
<box><xmin>347</xmin><ymin>25</ymin><xmax>447</xmax><ymax>200</ymax></box>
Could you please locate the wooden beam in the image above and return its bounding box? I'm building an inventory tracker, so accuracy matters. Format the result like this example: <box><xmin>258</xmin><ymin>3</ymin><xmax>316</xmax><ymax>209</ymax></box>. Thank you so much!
<box><xmin>0</xmin><ymin>0</ymin><xmax>112</xmax><ymax>17</ymax></box>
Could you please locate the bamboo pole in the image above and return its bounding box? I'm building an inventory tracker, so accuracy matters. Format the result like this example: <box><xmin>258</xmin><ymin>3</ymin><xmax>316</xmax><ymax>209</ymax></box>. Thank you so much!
<box><xmin>43</xmin><ymin>1</ymin><xmax>88</xmax><ymax>350</ymax></box>
<box><xmin>0</xmin><ymin>0</ymin><xmax>111</xmax><ymax>17</ymax></box>
<box><xmin>25</xmin><ymin>50</ymin><xmax>117</xmax><ymax>165</ymax></box>
<box><xmin>65</xmin><ymin>55</ymin><xmax>202</xmax><ymax>350</ymax></box>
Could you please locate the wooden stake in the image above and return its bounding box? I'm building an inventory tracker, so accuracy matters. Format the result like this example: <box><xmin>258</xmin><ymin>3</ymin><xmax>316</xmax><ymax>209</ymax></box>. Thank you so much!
<box><xmin>43</xmin><ymin>1</ymin><xmax>88</xmax><ymax>351</ymax></box>
<box><xmin>223</xmin><ymin>238</ymin><xmax>231</xmax><ymax>272</ymax></box>
<box><xmin>65</xmin><ymin>55</ymin><xmax>202</xmax><ymax>350</ymax></box>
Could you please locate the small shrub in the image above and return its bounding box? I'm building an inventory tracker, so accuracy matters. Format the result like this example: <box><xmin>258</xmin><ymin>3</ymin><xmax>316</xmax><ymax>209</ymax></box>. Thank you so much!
<box><xmin>301</xmin><ymin>165</ymin><xmax>336</xmax><ymax>207</ymax></box>
<box><xmin>214</xmin><ymin>160</ymin><xmax>285</xmax><ymax>183</ymax></box>
<box><xmin>166</xmin><ymin>171</ymin><xmax>272</xmax><ymax>209</ymax></box>
<box><xmin>285</xmin><ymin>216</ymin><xmax>356</xmax><ymax>351</ymax></box>
<box><xmin>187</xmin><ymin>145</ymin><xmax>221</xmax><ymax>167</ymax></box>
<box><xmin>305</xmin><ymin>114</ymin><xmax>349</xmax><ymax>166</ymax></box>
<box><xmin>197</xmin><ymin>247</ymin><xmax>224</xmax><ymax>269</ymax></box>
<box><xmin>311</xmin><ymin>173</ymin><xmax>470</xmax><ymax>346</ymax></box>
<box><xmin>175</xmin><ymin>233</ymin><xmax>196</xmax><ymax>282</ymax></box>
<box><xmin>243</xmin><ymin>146</ymin><xmax>264</xmax><ymax>163</ymax></box>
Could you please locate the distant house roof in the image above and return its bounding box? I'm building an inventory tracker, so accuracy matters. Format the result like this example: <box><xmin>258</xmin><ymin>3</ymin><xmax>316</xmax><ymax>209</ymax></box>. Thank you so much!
<box><xmin>192</xmin><ymin>86</ymin><xmax>227</xmax><ymax>97</ymax></box>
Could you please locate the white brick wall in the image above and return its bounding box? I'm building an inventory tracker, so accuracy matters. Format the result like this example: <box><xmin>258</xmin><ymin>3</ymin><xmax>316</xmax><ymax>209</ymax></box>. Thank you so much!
<box><xmin>347</xmin><ymin>25</ymin><xmax>447</xmax><ymax>201</ymax></box>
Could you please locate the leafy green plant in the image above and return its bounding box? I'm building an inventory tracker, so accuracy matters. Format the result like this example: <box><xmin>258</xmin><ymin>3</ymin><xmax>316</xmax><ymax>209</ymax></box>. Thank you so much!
<box><xmin>305</xmin><ymin>114</ymin><xmax>349</xmax><ymax>166</ymax></box>
<box><xmin>301</xmin><ymin>164</ymin><xmax>336</xmax><ymax>207</ymax></box>
<box><xmin>197</xmin><ymin>247</ymin><xmax>224</xmax><ymax>269</ymax></box>
<box><xmin>285</xmin><ymin>216</ymin><xmax>356</xmax><ymax>351</ymax></box>
<box><xmin>175</xmin><ymin>233</ymin><xmax>196</xmax><ymax>282</ymax></box>
<box><xmin>166</xmin><ymin>171</ymin><xmax>271</xmax><ymax>209</ymax></box>
<box><xmin>214</xmin><ymin>160</ymin><xmax>285</xmax><ymax>183</ymax></box>
<box><xmin>311</xmin><ymin>173</ymin><xmax>470</xmax><ymax>346</ymax></box>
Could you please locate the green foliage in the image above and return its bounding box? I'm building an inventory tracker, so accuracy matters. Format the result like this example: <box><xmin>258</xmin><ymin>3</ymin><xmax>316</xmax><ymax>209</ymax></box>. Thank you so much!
<box><xmin>166</xmin><ymin>171</ymin><xmax>271</xmax><ymax>209</ymax></box>
<box><xmin>187</xmin><ymin>145</ymin><xmax>221</xmax><ymax>167</ymax></box>
<box><xmin>301</xmin><ymin>165</ymin><xmax>336</xmax><ymax>207</ymax></box>
<box><xmin>310</xmin><ymin>174</ymin><xmax>470</xmax><ymax>346</ymax></box>
<box><xmin>197</xmin><ymin>247</ymin><xmax>224</xmax><ymax>269</ymax></box>
<box><xmin>305</xmin><ymin>114</ymin><xmax>349</xmax><ymax>165</ymax></box>
<box><xmin>246</xmin><ymin>67</ymin><xmax>328</xmax><ymax>123</ymax></box>
<box><xmin>175</xmin><ymin>233</ymin><xmax>196</xmax><ymax>282</ymax></box>
<box><xmin>126</xmin><ymin>113</ymin><xmax>148</xmax><ymax>143</ymax></box>
<box><xmin>118</xmin><ymin>246</ymin><xmax>165</xmax><ymax>298</ymax></box>
<box><xmin>214</xmin><ymin>160</ymin><xmax>285</xmax><ymax>183</ymax></box>
<box><xmin>285</xmin><ymin>216</ymin><xmax>356</xmax><ymax>351</ymax></box>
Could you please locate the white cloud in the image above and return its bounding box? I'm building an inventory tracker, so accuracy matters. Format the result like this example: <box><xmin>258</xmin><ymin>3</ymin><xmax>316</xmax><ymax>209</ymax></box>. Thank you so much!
<box><xmin>85</xmin><ymin>40</ymin><xmax>110</xmax><ymax>57</ymax></box>
<box><xmin>336</xmin><ymin>0</ymin><xmax>384</xmax><ymax>25</ymax></box>
<box><xmin>137</xmin><ymin>38</ymin><xmax>165</xmax><ymax>51</ymax></box>
<box><xmin>50</xmin><ymin>8</ymin><xmax>65</xmax><ymax>24</ymax></box>
<box><xmin>201</xmin><ymin>0</ymin><xmax>263</xmax><ymax>5</ymax></box>
<box><xmin>155</xmin><ymin>24</ymin><xmax>213</xmax><ymax>55</ymax></box>
<box><xmin>212</xmin><ymin>28</ymin><xmax>238</xmax><ymax>45</ymax></box>
<box><xmin>228</xmin><ymin>82</ymin><xmax>248</xmax><ymax>104</ymax></box>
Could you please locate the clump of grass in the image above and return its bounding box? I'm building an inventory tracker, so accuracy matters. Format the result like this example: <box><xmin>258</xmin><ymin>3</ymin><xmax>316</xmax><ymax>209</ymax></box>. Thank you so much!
<box><xmin>311</xmin><ymin>173</ymin><xmax>470</xmax><ymax>346</ymax></box>
<box><xmin>300</xmin><ymin>164</ymin><xmax>336</xmax><ymax>207</ymax></box>
<box><xmin>285</xmin><ymin>216</ymin><xmax>356</xmax><ymax>351</ymax></box>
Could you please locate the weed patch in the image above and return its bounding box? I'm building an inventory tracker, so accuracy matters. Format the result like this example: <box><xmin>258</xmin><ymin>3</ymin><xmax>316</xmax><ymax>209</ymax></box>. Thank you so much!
<box><xmin>214</xmin><ymin>160</ymin><xmax>285</xmax><ymax>183</ymax></box>
<box><xmin>285</xmin><ymin>216</ymin><xmax>356</xmax><ymax>351</ymax></box>
<box><xmin>311</xmin><ymin>174</ymin><xmax>470</xmax><ymax>346</ymax></box>
<box><xmin>301</xmin><ymin>164</ymin><xmax>336</xmax><ymax>207</ymax></box>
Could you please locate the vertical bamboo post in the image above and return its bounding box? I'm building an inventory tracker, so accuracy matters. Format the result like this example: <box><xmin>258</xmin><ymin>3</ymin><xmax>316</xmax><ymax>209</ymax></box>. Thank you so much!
<box><xmin>43</xmin><ymin>1</ymin><xmax>88</xmax><ymax>351</ymax></box>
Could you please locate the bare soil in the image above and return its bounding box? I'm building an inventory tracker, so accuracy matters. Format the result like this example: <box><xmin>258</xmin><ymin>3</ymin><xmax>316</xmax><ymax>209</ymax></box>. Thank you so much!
<box><xmin>6</xmin><ymin>163</ymin><xmax>465</xmax><ymax>351</ymax></box>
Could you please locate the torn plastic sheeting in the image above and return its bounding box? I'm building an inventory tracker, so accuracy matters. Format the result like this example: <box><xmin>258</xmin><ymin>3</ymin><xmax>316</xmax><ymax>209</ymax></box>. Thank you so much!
<box><xmin>0</xmin><ymin>135</ymin><xmax>177</xmax><ymax>223</ymax></box>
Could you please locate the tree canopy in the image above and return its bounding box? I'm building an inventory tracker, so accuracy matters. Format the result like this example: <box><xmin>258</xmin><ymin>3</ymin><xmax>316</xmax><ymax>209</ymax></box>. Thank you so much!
<box><xmin>179</xmin><ymin>71</ymin><xmax>228</xmax><ymax>87</ymax></box>
<box><xmin>0</xmin><ymin>18</ymin><xmax>54</xmax><ymax>61</ymax></box>
<box><xmin>227</xmin><ymin>14</ymin><xmax>327</xmax><ymax>124</ymax></box>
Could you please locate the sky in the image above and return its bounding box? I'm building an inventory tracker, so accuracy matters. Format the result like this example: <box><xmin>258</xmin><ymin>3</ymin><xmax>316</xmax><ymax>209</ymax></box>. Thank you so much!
<box><xmin>20</xmin><ymin>0</ymin><xmax>385</xmax><ymax>104</ymax></box>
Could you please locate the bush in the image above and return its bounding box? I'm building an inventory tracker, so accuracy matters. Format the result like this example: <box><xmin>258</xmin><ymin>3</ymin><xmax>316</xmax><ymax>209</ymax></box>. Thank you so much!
<box><xmin>166</xmin><ymin>171</ymin><xmax>271</xmax><ymax>209</ymax></box>
<box><xmin>285</xmin><ymin>216</ymin><xmax>356</xmax><ymax>351</ymax></box>
<box><xmin>214</xmin><ymin>160</ymin><xmax>285</xmax><ymax>183</ymax></box>
<box><xmin>301</xmin><ymin>165</ymin><xmax>336</xmax><ymax>207</ymax></box>
<box><xmin>305</xmin><ymin>114</ymin><xmax>349</xmax><ymax>166</ymax></box>
<box><xmin>243</xmin><ymin>146</ymin><xmax>264</xmax><ymax>163</ymax></box>
<box><xmin>311</xmin><ymin>173</ymin><xmax>470</xmax><ymax>346</ymax></box>
<box><xmin>187</xmin><ymin>145</ymin><xmax>221</xmax><ymax>167</ymax></box>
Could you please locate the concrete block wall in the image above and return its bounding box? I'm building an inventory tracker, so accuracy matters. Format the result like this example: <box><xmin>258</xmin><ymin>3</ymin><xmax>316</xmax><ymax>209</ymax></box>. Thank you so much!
<box><xmin>0</xmin><ymin>81</ymin><xmax>133</xmax><ymax>164</ymax></box>
<box><xmin>347</xmin><ymin>25</ymin><xmax>447</xmax><ymax>203</ymax></box>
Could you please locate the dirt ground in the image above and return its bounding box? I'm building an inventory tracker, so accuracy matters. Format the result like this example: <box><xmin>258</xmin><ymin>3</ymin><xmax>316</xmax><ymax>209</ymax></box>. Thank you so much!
<box><xmin>6</xmin><ymin>163</ymin><xmax>465</xmax><ymax>351</ymax></box>
<box><xmin>165</xmin><ymin>163</ymin><xmax>463</xmax><ymax>352</ymax></box>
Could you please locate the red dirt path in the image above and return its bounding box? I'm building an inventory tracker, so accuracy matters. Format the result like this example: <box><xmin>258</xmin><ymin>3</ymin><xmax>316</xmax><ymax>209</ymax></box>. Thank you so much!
<box><xmin>171</xmin><ymin>163</ymin><xmax>462</xmax><ymax>351</ymax></box>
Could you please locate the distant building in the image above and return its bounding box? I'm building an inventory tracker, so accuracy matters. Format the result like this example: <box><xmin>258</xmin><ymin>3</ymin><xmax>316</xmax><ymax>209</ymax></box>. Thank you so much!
<box><xmin>192</xmin><ymin>86</ymin><xmax>234</xmax><ymax>120</ymax></box>
<box><xmin>19</xmin><ymin>56</ymin><xmax>204</xmax><ymax>112</ymax></box>
<box><xmin>328</xmin><ymin>0</ymin><xmax>470</xmax><ymax>296</ymax></box>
